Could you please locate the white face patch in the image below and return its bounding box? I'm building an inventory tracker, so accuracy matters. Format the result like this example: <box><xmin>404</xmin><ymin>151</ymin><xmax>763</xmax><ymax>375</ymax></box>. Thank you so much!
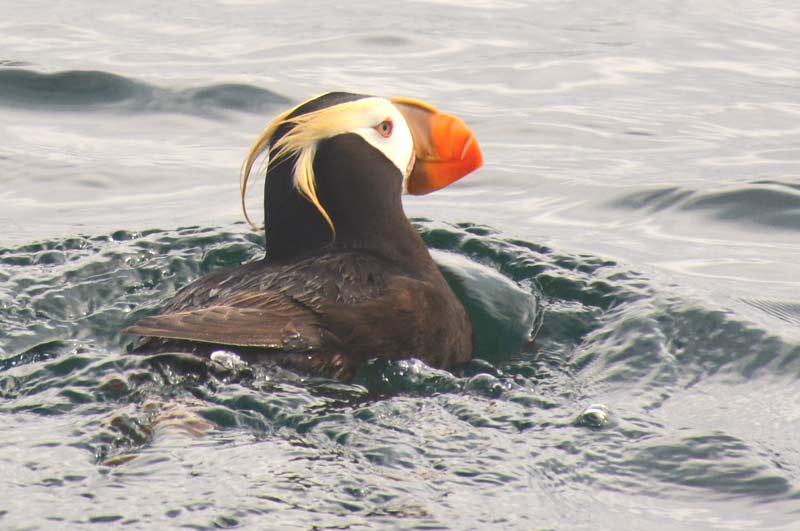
<box><xmin>351</xmin><ymin>98</ymin><xmax>415</xmax><ymax>183</ymax></box>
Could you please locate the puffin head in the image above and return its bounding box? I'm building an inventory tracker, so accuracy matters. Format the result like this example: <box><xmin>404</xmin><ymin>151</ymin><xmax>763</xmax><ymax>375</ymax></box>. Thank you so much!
<box><xmin>240</xmin><ymin>92</ymin><xmax>482</xmax><ymax>258</ymax></box>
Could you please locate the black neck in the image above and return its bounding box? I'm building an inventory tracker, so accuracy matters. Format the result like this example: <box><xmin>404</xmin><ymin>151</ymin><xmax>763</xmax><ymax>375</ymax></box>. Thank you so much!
<box><xmin>263</xmin><ymin>134</ymin><xmax>432</xmax><ymax>272</ymax></box>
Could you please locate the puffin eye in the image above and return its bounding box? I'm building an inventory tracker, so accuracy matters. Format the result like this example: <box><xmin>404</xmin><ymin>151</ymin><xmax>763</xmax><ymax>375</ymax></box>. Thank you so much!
<box><xmin>375</xmin><ymin>118</ymin><xmax>393</xmax><ymax>138</ymax></box>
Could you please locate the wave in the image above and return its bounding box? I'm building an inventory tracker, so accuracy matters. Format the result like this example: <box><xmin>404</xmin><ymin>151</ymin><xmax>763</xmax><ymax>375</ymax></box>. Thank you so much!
<box><xmin>610</xmin><ymin>180</ymin><xmax>800</xmax><ymax>231</ymax></box>
<box><xmin>0</xmin><ymin>68</ymin><xmax>290</xmax><ymax>115</ymax></box>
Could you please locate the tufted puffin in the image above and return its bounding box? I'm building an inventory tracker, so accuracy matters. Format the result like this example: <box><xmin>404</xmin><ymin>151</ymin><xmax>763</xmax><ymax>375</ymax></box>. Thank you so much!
<box><xmin>124</xmin><ymin>92</ymin><xmax>483</xmax><ymax>379</ymax></box>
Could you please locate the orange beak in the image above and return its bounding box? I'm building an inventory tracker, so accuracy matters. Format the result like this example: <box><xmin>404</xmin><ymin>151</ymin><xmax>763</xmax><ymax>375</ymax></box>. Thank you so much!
<box><xmin>391</xmin><ymin>97</ymin><xmax>483</xmax><ymax>195</ymax></box>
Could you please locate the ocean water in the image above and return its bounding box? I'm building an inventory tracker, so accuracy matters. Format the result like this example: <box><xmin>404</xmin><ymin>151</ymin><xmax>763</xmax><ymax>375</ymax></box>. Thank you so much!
<box><xmin>1</xmin><ymin>1</ymin><xmax>799</xmax><ymax>530</ymax></box>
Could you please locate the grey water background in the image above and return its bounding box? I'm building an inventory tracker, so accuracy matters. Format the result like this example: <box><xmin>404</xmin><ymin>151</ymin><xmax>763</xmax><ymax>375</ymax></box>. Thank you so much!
<box><xmin>1</xmin><ymin>0</ymin><xmax>799</xmax><ymax>529</ymax></box>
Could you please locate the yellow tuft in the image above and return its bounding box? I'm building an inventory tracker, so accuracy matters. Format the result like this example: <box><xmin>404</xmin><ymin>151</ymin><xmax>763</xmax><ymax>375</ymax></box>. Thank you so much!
<box><xmin>239</xmin><ymin>95</ymin><xmax>383</xmax><ymax>237</ymax></box>
<box><xmin>240</xmin><ymin>103</ymin><xmax>299</xmax><ymax>229</ymax></box>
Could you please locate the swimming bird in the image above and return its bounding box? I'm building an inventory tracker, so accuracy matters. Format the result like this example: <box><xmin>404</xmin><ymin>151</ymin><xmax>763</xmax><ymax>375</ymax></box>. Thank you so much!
<box><xmin>124</xmin><ymin>92</ymin><xmax>483</xmax><ymax>379</ymax></box>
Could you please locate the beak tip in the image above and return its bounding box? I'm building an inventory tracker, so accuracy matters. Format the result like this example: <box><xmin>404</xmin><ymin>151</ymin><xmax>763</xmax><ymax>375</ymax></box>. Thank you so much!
<box><xmin>466</xmin><ymin>135</ymin><xmax>483</xmax><ymax>172</ymax></box>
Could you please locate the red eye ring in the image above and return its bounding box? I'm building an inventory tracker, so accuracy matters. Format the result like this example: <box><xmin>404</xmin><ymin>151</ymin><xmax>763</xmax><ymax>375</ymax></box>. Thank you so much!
<box><xmin>375</xmin><ymin>118</ymin><xmax>393</xmax><ymax>138</ymax></box>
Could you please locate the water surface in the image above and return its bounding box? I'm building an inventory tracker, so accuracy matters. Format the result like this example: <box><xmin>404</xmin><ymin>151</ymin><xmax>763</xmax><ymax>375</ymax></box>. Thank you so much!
<box><xmin>1</xmin><ymin>1</ymin><xmax>799</xmax><ymax>530</ymax></box>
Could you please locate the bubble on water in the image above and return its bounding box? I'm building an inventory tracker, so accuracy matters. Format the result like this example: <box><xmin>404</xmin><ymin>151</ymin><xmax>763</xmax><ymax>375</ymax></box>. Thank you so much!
<box><xmin>576</xmin><ymin>403</ymin><xmax>613</xmax><ymax>429</ymax></box>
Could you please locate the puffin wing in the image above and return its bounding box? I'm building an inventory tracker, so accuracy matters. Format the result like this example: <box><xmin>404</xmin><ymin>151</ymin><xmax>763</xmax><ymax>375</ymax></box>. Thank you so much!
<box><xmin>123</xmin><ymin>290</ymin><xmax>333</xmax><ymax>351</ymax></box>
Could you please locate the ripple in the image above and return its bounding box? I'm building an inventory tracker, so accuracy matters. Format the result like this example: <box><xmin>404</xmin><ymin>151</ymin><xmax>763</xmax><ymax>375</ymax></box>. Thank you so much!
<box><xmin>0</xmin><ymin>225</ymin><xmax>264</xmax><ymax>356</ymax></box>
<box><xmin>1</xmin><ymin>221</ymin><xmax>799</xmax><ymax>530</ymax></box>
<box><xmin>740</xmin><ymin>298</ymin><xmax>800</xmax><ymax>326</ymax></box>
<box><xmin>596</xmin><ymin>432</ymin><xmax>793</xmax><ymax>499</ymax></box>
<box><xmin>609</xmin><ymin>187</ymin><xmax>695</xmax><ymax>212</ymax></box>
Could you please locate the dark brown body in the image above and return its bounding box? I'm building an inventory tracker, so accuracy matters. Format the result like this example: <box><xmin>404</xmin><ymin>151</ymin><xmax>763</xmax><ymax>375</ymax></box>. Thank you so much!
<box><xmin>129</xmin><ymin>247</ymin><xmax>472</xmax><ymax>379</ymax></box>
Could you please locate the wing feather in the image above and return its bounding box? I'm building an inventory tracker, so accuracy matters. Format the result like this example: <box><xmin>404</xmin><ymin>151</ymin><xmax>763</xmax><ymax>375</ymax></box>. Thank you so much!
<box><xmin>124</xmin><ymin>291</ymin><xmax>332</xmax><ymax>351</ymax></box>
